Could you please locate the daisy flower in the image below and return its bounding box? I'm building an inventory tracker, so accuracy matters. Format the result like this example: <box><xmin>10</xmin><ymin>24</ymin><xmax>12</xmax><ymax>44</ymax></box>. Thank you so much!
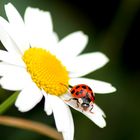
<box><xmin>0</xmin><ymin>3</ymin><xmax>116</xmax><ymax>140</ymax></box>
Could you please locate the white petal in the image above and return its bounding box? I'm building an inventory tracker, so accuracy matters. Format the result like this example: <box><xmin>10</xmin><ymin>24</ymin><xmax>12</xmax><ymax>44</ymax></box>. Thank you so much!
<box><xmin>48</xmin><ymin>95</ymin><xmax>74</xmax><ymax>140</ymax></box>
<box><xmin>61</xmin><ymin>94</ymin><xmax>106</xmax><ymax>128</ymax></box>
<box><xmin>5</xmin><ymin>3</ymin><xmax>24</xmax><ymax>28</ymax></box>
<box><xmin>4</xmin><ymin>3</ymin><xmax>29</xmax><ymax>53</ymax></box>
<box><xmin>0</xmin><ymin>62</ymin><xmax>22</xmax><ymax>76</ymax></box>
<box><xmin>0</xmin><ymin>66</ymin><xmax>31</xmax><ymax>90</ymax></box>
<box><xmin>24</xmin><ymin>7</ymin><xmax>58</xmax><ymax>50</ymax></box>
<box><xmin>56</xmin><ymin>31</ymin><xmax>88</xmax><ymax>60</ymax></box>
<box><xmin>0</xmin><ymin>50</ymin><xmax>25</xmax><ymax>66</ymax></box>
<box><xmin>24</xmin><ymin>7</ymin><xmax>53</xmax><ymax>32</ymax></box>
<box><xmin>82</xmin><ymin>104</ymin><xmax>106</xmax><ymax>128</ymax></box>
<box><xmin>0</xmin><ymin>18</ymin><xmax>21</xmax><ymax>54</ymax></box>
<box><xmin>69</xmin><ymin>78</ymin><xmax>116</xmax><ymax>94</ymax></box>
<box><xmin>42</xmin><ymin>90</ymin><xmax>53</xmax><ymax>115</ymax></box>
<box><xmin>68</xmin><ymin>52</ymin><xmax>109</xmax><ymax>77</ymax></box>
<box><xmin>15</xmin><ymin>81</ymin><xmax>43</xmax><ymax>112</ymax></box>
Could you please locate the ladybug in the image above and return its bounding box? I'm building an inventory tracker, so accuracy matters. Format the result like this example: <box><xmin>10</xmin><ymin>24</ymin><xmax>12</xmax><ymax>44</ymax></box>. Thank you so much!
<box><xmin>68</xmin><ymin>84</ymin><xmax>95</xmax><ymax>112</ymax></box>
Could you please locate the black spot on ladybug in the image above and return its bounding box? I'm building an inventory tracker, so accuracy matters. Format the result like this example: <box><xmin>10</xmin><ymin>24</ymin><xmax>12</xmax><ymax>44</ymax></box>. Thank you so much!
<box><xmin>71</xmin><ymin>89</ymin><xmax>75</xmax><ymax>94</ymax></box>
<box><xmin>91</xmin><ymin>92</ymin><xmax>94</xmax><ymax>96</ymax></box>
<box><xmin>88</xmin><ymin>86</ymin><xmax>92</xmax><ymax>91</ymax></box>
<box><xmin>82</xmin><ymin>85</ymin><xmax>87</xmax><ymax>89</ymax></box>
<box><xmin>75</xmin><ymin>85</ymin><xmax>80</xmax><ymax>89</ymax></box>
<box><xmin>90</xmin><ymin>92</ymin><xmax>95</xmax><ymax>100</ymax></box>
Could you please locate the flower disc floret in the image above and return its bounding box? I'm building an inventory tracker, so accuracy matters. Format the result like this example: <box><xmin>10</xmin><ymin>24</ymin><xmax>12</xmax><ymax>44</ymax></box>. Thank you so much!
<box><xmin>23</xmin><ymin>47</ymin><xmax>69</xmax><ymax>96</ymax></box>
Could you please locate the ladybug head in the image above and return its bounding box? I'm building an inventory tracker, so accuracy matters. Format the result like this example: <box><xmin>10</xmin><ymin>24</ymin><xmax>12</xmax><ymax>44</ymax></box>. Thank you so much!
<box><xmin>81</xmin><ymin>102</ymin><xmax>90</xmax><ymax>110</ymax></box>
<box><xmin>80</xmin><ymin>97</ymin><xmax>91</xmax><ymax>111</ymax></box>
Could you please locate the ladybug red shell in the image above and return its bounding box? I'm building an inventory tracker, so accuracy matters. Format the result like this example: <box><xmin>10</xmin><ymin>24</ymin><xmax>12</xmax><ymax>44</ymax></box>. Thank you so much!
<box><xmin>69</xmin><ymin>84</ymin><xmax>95</xmax><ymax>112</ymax></box>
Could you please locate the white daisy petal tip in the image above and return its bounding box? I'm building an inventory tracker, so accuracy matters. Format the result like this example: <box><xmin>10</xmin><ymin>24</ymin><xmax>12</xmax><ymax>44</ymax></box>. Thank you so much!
<box><xmin>92</xmin><ymin>52</ymin><xmax>110</xmax><ymax>68</ymax></box>
<box><xmin>15</xmin><ymin>103</ymin><xmax>28</xmax><ymax>113</ymax></box>
<box><xmin>44</xmin><ymin>101</ymin><xmax>53</xmax><ymax>116</ymax></box>
<box><xmin>76</xmin><ymin>30</ymin><xmax>89</xmax><ymax>49</ymax></box>
<box><xmin>25</xmin><ymin>6</ymin><xmax>52</xmax><ymax>26</ymax></box>
<box><xmin>56</xmin><ymin>31</ymin><xmax>88</xmax><ymax>61</ymax></box>
<box><xmin>95</xmin><ymin>83</ymin><xmax>117</xmax><ymax>94</ymax></box>
<box><xmin>41</xmin><ymin>90</ymin><xmax>53</xmax><ymax>116</ymax></box>
<box><xmin>61</xmin><ymin>94</ymin><xmax>107</xmax><ymax>128</ymax></box>
<box><xmin>4</xmin><ymin>2</ymin><xmax>12</xmax><ymax>8</ymax></box>
<box><xmin>14</xmin><ymin>82</ymin><xmax>43</xmax><ymax>112</ymax></box>
<box><xmin>25</xmin><ymin>6</ymin><xmax>52</xmax><ymax>19</ymax></box>
<box><xmin>68</xmin><ymin>52</ymin><xmax>110</xmax><ymax>78</ymax></box>
<box><xmin>24</xmin><ymin>6</ymin><xmax>58</xmax><ymax>50</ymax></box>
<box><xmin>77</xmin><ymin>30</ymin><xmax>88</xmax><ymax>41</ymax></box>
<box><xmin>109</xmin><ymin>85</ymin><xmax>117</xmax><ymax>93</ymax></box>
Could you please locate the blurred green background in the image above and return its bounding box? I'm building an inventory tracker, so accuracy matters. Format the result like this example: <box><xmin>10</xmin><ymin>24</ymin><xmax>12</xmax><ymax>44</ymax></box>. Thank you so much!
<box><xmin>0</xmin><ymin>0</ymin><xmax>140</xmax><ymax>140</ymax></box>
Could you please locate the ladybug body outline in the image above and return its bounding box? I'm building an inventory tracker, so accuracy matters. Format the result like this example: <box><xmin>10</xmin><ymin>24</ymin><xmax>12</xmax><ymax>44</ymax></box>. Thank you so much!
<box><xmin>69</xmin><ymin>84</ymin><xmax>95</xmax><ymax>112</ymax></box>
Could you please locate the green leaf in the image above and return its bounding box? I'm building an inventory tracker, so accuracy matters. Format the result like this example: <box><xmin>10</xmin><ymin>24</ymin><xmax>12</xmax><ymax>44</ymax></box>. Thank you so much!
<box><xmin>0</xmin><ymin>91</ymin><xmax>19</xmax><ymax>114</ymax></box>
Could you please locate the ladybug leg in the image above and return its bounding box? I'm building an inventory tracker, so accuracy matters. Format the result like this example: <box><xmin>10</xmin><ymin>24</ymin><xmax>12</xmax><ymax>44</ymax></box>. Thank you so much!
<box><xmin>65</xmin><ymin>98</ymin><xmax>79</xmax><ymax>108</ymax></box>
<box><xmin>64</xmin><ymin>98</ymin><xmax>73</xmax><ymax>102</ymax></box>
<box><xmin>73</xmin><ymin>98</ymin><xmax>80</xmax><ymax>108</ymax></box>
<box><xmin>70</xmin><ymin>98</ymin><xmax>80</xmax><ymax>108</ymax></box>
<box><xmin>65</xmin><ymin>98</ymin><xmax>77</xmax><ymax>102</ymax></box>
<box><xmin>89</xmin><ymin>104</ymin><xmax>94</xmax><ymax>114</ymax></box>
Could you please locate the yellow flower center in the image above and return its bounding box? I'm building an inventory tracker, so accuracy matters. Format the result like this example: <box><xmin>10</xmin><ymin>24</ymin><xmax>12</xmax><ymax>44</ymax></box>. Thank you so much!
<box><xmin>23</xmin><ymin>47</ymin><xmax>69</xmax><ymax>96</ymax></box>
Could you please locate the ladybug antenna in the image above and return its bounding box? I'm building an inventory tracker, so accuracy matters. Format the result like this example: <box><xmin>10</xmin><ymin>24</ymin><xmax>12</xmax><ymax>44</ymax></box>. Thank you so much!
<box><xmin>68</xmin><ymin>85</ymin><xmax>73</xmax><ymax>88</ymax></box>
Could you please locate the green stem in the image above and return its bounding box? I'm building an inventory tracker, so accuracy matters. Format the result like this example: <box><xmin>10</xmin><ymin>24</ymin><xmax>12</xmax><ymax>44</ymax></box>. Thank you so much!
<box><xmin>0</xmin><ymin>91</ymin><xmax>19</xmax><ymax>114</ymax></box>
